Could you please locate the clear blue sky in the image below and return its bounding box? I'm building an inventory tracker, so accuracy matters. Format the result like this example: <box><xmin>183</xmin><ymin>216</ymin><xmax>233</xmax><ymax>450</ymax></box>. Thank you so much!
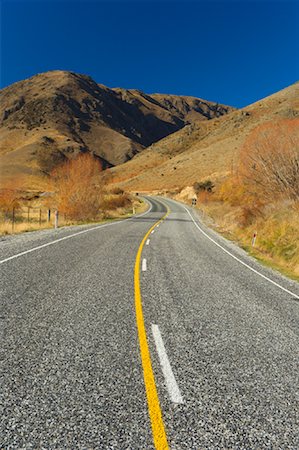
<box><xmin>1</xmin><ymin>0</ymin><xmax>298</xmax><ymax>107</ymax></box>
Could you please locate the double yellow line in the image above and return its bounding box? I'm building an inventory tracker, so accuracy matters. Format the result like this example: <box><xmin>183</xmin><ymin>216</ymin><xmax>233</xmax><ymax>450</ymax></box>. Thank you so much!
<box><xmin>134</xmin><ymin>204</ymin><xmax>170</xmax><ymax>450</ymax></box>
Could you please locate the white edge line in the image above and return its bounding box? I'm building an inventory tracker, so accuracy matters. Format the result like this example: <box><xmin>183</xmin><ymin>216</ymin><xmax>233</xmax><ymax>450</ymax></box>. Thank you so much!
<box><xmin>183</xmin><ymin>205</ymin><xmax>299</xmax><ymax>300</ymax></box>
<box><xmin>151</xmin><ymin>324</ymin><xmax>183</xmax><ymax>404</ymax></box>
<box><xmin>142</xmin><ymin>258</ymin><xmax>147</xmax><ymax>271</ymax></box>
<box><xmin>0</xmin><ymin>199</ymin><xmax>153</xmax><ymax>265</ymax></box>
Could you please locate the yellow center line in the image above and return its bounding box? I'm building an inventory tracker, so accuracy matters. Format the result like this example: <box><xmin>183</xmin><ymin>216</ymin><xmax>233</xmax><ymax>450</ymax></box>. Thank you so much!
<box><xmin>134</xmin><ymin>203</ymin><xmax>170</xmax><ymax>450</ymax></box>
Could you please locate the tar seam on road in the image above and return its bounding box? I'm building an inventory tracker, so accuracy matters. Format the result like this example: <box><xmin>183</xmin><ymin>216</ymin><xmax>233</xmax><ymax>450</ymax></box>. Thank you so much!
<box><xmin>134</xmin><ymin>203</ymin><xmax>170</xmax><ymax>450</ymax></box>
<box><xmin>184</xmin><ymin>206</ymin><xmax>299</xmax><ymax>300</ymax></box>
<box><xmin>142</xmin><ymin>258</ymin><xmax>147</xmax><ymax>271</ymax></box>
<box><xmin>151</xmin><ymin>324</ymin><xmax>183</xmax><ymax>404</ymax></box>
<box><xmin>0</xmin><ymin>201</ymin><xmax>152</xmax><ymax>265</ymax></box>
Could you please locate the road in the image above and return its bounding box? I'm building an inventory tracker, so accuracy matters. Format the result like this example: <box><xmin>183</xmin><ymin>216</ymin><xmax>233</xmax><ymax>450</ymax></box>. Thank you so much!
<box><xmin>1</xmin><ymin>196</ymin><xmax>298</xmax><ymax>449</ymax></box>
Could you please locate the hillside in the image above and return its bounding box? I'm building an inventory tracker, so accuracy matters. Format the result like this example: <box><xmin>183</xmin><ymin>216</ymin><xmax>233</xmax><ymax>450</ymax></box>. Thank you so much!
<box><xmin>110</xmin><ymin>82</ymin><xmax>299</xmax><ymax>191</ymax></box>
<box><xmin>0</xmin><ymin>70</ymin><xmax>233</xmax><ymax>186</ymax></box>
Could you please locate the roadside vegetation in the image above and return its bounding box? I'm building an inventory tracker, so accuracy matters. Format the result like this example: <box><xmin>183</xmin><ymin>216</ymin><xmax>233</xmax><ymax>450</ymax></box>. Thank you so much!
<box><xmin>0</xmin><ymin>153</ymin><xmax>143</xmax><ymax>235</ymax></box>
<box><xmin>176</xmin><ymin>118</ymin><xmax>299</xmax><ymax>279</ymax></box>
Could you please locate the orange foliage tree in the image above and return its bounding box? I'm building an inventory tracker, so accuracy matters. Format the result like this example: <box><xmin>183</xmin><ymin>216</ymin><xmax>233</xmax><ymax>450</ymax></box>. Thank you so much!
<box><xmin>0</xmin><ymin>189</ymin><xmax>20</xmax><ymax>218</ymax></box>
<box><xmin>0</xmin><ymin>178</ymin><xmax>24</xmax><ymax>218</ymax></box>
<box><xmin>238</xmin><ymin>119</ymin><xmax>299</xmax><ymax>202</ymax></box>
<box><xmin>50</xmin><ymin>153</ymin><xmax>103</xmax><ymax>221</ymax></box>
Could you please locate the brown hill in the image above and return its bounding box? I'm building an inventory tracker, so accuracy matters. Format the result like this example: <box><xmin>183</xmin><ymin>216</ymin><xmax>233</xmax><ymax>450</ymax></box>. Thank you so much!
<box><xmin>110</xmin><ymin>82</ymin><xmax>299</xmax><ymax>191</ymax></box>
<box><xmin>0</xmin><ymin>70</ymin><xmax>233</xmax><ymax>186</ymax></box>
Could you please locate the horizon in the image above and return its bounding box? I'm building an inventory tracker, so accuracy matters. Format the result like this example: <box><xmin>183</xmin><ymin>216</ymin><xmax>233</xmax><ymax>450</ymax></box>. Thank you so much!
<box><xmin>1</xmin><ymin>0</ymin><xmax>298</xmax><ymax>108</ymax></box>
<box><xmin>1</xmin><ymin>68</ymin><xmax>297</xmax><ymax>109</ymax></box>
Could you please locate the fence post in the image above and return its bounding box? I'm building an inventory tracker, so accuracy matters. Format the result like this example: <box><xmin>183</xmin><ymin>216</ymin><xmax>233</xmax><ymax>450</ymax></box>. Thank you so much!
<box><xmin>27</xmin><ymin>207</ymin><xmax>30</xmax><ymax>224</ymax></box>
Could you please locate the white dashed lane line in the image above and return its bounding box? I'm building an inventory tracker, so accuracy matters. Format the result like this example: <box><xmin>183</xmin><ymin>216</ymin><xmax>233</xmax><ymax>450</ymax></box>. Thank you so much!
<box><xmin>151</xmin><ymin>324</ymin><xmax>183</xmax><ymax>404</ymax></box>
<box><xmin>142</xmin><ymin>258</ymin><xmax>147</xmax><ymax>272</ymax></box>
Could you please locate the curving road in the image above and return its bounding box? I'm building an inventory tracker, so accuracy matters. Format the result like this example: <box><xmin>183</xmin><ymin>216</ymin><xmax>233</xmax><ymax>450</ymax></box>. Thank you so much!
<box><xmin>1</xmin><ymin>197</ymin><xmax>298</xmax><ymax>449</ymax></box>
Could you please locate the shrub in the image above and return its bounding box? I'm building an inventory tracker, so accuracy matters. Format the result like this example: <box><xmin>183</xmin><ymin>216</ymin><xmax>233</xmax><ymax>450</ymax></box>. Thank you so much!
<box><xmin>109</xmin><ymin>187</ymin><xmax>124</xmax><ymax>195</ymax></box>
<box><xmin>101</xmin><ymin>193</ymin><xmax>132</xmax><ymax>210</ymax></box>
<box><xmin>193</xmin><ymin>180</ymin><xmax>214</xmax><ymax>193</ymax></box>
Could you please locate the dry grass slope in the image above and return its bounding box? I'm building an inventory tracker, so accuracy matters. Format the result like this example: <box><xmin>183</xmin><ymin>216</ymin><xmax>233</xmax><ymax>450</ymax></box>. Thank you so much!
<box><xmin>110</xmin><ymin>82</ymin><xmax>299</xmax><ymax>192</ymax></box>
<box><xmin>0</xmin><ymin>70</ymin><xmax>234</xmax><ymax>188</ymax></box>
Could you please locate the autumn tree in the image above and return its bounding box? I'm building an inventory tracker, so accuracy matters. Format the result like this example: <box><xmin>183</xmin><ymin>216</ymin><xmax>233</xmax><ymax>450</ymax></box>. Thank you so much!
<box><xmin>0</xmin><ymin>178</ymin><xmax>24</xmax><ymax>219</ymax></box>
<box><xmin>50</xmin><ymin>153</ymin><xmax>103</xmax><ymax>220</ymax></box>
<box><xmin>238</xmin><ymin>119</ymin><xmax>299</xmax><ymax>202</ymax></box>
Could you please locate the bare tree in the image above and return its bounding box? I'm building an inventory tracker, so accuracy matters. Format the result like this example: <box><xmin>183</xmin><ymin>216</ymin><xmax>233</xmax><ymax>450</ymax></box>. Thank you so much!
<box><xmin>239</xmin><ymin>119</ymin><xmax>299</xmax><ymax>201</ymax></box>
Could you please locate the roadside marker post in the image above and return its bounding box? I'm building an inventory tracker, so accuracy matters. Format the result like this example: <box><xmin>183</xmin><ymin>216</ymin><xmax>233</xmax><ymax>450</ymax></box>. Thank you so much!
<box><xmin>252</xmin><ymin>232</ymin><xmax>257</xmax><ymax>247</ymax></box>
<box><xmin>54</xmin><ymin>210</ymin><xmax>59</xmax><ymax>229</ymax></box>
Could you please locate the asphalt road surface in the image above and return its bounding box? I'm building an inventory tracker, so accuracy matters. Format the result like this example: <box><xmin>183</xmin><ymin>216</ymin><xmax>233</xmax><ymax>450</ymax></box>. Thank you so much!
<box><xmin>1</xmin><ymin>197</ymin><xmax>298</xmax><ymax>449</ymax></box>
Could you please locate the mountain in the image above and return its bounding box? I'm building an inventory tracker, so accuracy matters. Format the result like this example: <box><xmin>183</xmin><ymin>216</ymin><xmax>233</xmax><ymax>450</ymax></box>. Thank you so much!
<box><xmin>109</xmin><ymin>82</ymin><xmax>299</xmax><ymax>191</ymax></box>
<box><xmin>0</xmin><ymin>70</ymin><xmax>234</xmax><ymax>185</ymax></box>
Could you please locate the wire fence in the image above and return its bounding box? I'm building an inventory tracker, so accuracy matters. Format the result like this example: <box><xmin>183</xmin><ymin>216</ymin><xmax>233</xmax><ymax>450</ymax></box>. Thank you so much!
<box><xmin>0</xmin><ymin>206</ymin><xmax>64</xmax><ymax>233</ymax></box>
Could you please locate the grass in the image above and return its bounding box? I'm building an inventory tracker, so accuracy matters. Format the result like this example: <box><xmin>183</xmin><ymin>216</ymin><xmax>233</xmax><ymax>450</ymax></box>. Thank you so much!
<box><xmin>243</xmin><ymin>243</ymin><xmax>299</xmax><ymax>282</ymax></box>
<box><xmin>234</xmin><ymin>208</ymin><xmax>299</xmax><ymax>280</ymax></box>
<box><xmin>0</xmin><ymin>221</ymin><xmax>53</xmax><ymax>235</ymax></box>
